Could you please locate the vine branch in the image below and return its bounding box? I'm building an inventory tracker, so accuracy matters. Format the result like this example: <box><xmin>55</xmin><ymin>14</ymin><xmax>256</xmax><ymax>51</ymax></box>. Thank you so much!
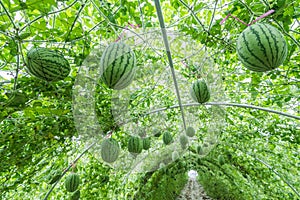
<box><xmin>90</xmin><ymin>0</ymin><xmax>119</xmax><ymax>40</ymax></box>
<box><xmin>64</xmin><ymin>0</ymin><xmax>88</xmax><ymax>47</ymax></box>
<box><xmin>0</xmin><ymin>1</ymin><xmax>17</xmax><ymax>30</ymax></box>
<box><xmin>178</xmin><ymin>0</ymin><xmax>235</xmax><ymax>51</ymax></box>
<box><xmin>19</xmin><ymin>0</ymin><xmax>79</xmax><ymax>32</ymax></box>
<box><xmin>208</xmin><ymin>0</ymin><xmax>219</xmax><ymax>32</ymax></box>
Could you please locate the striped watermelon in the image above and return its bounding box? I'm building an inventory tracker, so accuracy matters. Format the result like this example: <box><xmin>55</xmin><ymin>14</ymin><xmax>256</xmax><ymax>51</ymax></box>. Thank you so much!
<box><xmin>190</xmin><ymin>79</ymin><xmax>210</xmax><ymax>103</ymax></box>
<box><xmin>162</xmin><ymin>132</ymin><xmax>173</xmax><ymax>145</ymax></box>
<box><xmin>128</xmin><ymin>136</ymin><xmax>143</xmax><ymax>154</ymax></box>
<box><xmin>171</xmin><ymin>151</ymin><xmax>180</xmax><ymax>161</ymax></box>
<box><xmin>142</xmin><ymin>137</ymin><xmax>151</xmax><ymax>150</ymax></box>
<box><xmin>65</xmin><ymin>173</ymin><xmax>80</xmax><ymax>192</ymax></box>
<box><xmin>179</xmin><ymin>134</ymin><xmax>189</xmax><ymax>149</ymax></box>
<box><xmin>100</xmin><ymin>42</ymin><xmax>136</xmax><ymax>90</ymax></box>
<box><xmin>101</xmin><ymin>138</ymin><xmax>120</xmax><ymax>163</ymax></box>
<box><xmin>26</xmin><ymin>47</ymin><xmax>70</xmax><ymax>81</ymax></box>
<box><xmin>186</xmin><ymin>126</ymin><xmax>195</xmax><ymax>137</ymax></box>
<box><xmin>197</xmin><ymin>145</ymin><xmax>204</xmax><ymax>155</ymax></box>
<box><xmin>237</xmin><ymin>23</ymin><xmax>288</xmax><ymax>72</ymax></box>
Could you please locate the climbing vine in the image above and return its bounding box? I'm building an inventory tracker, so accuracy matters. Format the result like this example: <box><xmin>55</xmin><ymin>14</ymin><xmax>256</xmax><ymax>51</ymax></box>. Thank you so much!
<box><xmin>0</xmin><ymin>0</ymin><xmax>299</xmax><ymax>199</ymax></box>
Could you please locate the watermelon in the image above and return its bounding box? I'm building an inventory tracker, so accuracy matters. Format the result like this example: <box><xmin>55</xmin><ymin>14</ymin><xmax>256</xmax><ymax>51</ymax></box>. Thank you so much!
<box><xmin>179</xmin><ymin>134</ymin><xmax>189</xmax><ymax>149</ymax></box>
<box><xmin>142</xmin><ymin>137</ymin><xmax>151</xmax><ymax>150</ymax></box>
<box><xmin>237</xmin><ymin>23</ymin><xmax>288</xmax><ymax>72</ymax></box>
<box><xmin>162</xmin><ymin>132</ymin><xmax>173</xmax><ymax>145</ymax></box>
<box><xmin>101</xmin><ymin>138</ymin><xmax>120</xmax><ymax>163</ymax></box>
<box><xmin>100</xmin><ymin>42</ymin><xmax>136</xmax><ymax>90</ymax></box>
<box><xmin>190</xmin><ymin>79</ymin><xmax>210</xmax><ymax>103</ymax></box>
<box><xmin>172</xmin><ymin>151</ymin><xmax>180</xmax><ymax>161</ymax></box>
<box><xmin>128</xmin><ymin>136</ymin><xmax>143</xmax><ymax>154</ymax></box>
<box><xmin>26</xmin><ymin>47</ymin><xmax>70</xmax><ymax>81</ymax></box>
<box><xmin>197</xmin><ymin>145</ymin><xmax>204</xmax><ymax>155</ymax></box>
<box><xmin>65</xmin><ymin>173</ymin><xmax>80</xmax><ymax>192</ymax></box>
<box><xmin>186</xmin><ymin>126</ymin><xmax>195</xmax><ymax>137</ymax></box>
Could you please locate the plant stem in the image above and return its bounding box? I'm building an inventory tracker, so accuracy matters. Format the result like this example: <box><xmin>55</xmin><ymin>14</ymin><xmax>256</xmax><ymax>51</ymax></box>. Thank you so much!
<box><xmin>13</xmin><ymin>44</ymin><xmax>20</xmax><ymax>91</ymax></box>
<box><xmin>90</xmin><ymin>0</ymin><xmax>118</xmax><ymax>39</ymax></box>
<box><xmin>64</xmin><ymin>0</ymin><xmax>87</xmax><ymax>47</ymax></box>
<box><xmin>179</xmin><ymin>0</ymin><xmax>235</xmax><ymax>51</ymax></box>
<box><xmin>208</xmin><ymin>0</ymin><xmax>219</xmax><ymax>32</ymax></box>
<box><xmin>154</xmin><ymin>0</ymin><xmax>187</xmax><ymax>130</ymax></box>
<box><xmin>0</xmin><ymin>1</ymin><xmax>17</xmax><ymax>30</ymax></box>
<box><xmin>19</xmin><ymin>0</ymin><xmax>79</xmax><ymax>32</ymax></box>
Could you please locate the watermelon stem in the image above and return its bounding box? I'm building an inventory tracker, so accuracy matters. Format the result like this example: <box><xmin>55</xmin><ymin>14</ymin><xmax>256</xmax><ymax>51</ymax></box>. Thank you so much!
<box><xmin>250</xmin><ymin>10</ymin><xmax>275</xmax><ymax>25</ymax></box>
<box><xmin>154</xmin><ymin>0</ymin><xmax>187</xmax><ymax>130</ymax></box>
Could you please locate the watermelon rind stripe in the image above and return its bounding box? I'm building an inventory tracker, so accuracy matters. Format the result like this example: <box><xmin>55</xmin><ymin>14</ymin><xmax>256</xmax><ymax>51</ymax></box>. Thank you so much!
<box><xmin>28</xmin><ymin>59</ymin><xmax>68</xmax><ymax>81</ymax></box>
<box><xmin>128</xmin><ymin>136</ymin><xmax>143</xmax><ymax>154</ymax></box>
<box><xmin>259</xmin><ymin>24</ymin><xmax>276</xmax><ymax>68</ymax></box>
<box><xmin>114</xmin><ymin>52</ymin><xmax>134</xmax><ymax>89</ymax></box>
<box><xmin>111</xmin><ymin>44</ymin><xmax>123</xmax><ymax>87</ymax></box>
<box><xmin>252</xmin><ymin>24</ymin><xmax>272</xmax><ymax>68</ymax></box>
<box><xmin>195</xmin><ymin>81</ymin><xmax>200</xmax><ymax>102</ymax></box>
<box><xmin>109</xmin><ymin>43</ymin><xmax>120</xmax><ymax>86</ymax></box>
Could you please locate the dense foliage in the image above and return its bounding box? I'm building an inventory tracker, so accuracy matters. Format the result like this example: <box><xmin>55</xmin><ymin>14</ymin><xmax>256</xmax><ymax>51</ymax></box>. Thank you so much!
<box><xmin>0</xmin><ymin>0</ymin><xmax>299</xmax><ymax>199</ymax></box>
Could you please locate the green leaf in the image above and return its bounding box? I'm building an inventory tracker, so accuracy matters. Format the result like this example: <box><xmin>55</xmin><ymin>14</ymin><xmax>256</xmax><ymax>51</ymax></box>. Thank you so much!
<box><xmin>107</xmin><ymin>12</ymin><xmax>116</xmax><ymax>24</ymax></box>
<box><xmin>7</xmin><ymin>39</ymin><xmax>18</xmax><ymax>56</ymax></box>
<box><xmin>18</xmin><ymin>32</ymin><xmax>31</xmax><ymax>40</ymax></box>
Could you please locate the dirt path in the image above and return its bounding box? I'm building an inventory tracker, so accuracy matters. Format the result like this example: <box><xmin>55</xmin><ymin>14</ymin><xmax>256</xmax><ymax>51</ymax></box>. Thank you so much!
<box><xmin>176</xmin><ymin>170</ymin><xmax>213</xmax><ymax>200</ymax></box>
